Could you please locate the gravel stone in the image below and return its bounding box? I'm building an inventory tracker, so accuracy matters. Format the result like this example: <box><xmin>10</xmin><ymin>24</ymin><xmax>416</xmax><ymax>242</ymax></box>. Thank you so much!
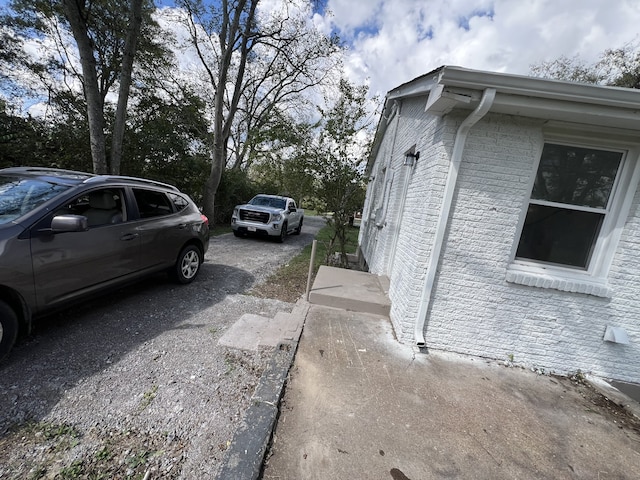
<box><xmin>0</xmin><ymin>216</ymin><xmax>325</xmax><ymax>478</ymax></box>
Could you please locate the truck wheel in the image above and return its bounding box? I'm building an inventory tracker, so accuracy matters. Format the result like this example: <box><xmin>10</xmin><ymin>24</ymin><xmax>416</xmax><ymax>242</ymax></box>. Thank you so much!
<box><xmin>294</xmin><ymin>218</ymin><xmax>303</xmax><ymax>235</ymax></box>
<box><xmin>277</xmin><ymin>222</ymin><xmax>288</xmax><ymax>243</ymax></box>
<box><xmin>171</xmin><ymin>245</ymin><xmax>202</xmax><ymax>284</ymax></box>
<box><xmin>0</xmin><ymin>300</ymin><xmax>19</xmax><ymax>362</ymax></box>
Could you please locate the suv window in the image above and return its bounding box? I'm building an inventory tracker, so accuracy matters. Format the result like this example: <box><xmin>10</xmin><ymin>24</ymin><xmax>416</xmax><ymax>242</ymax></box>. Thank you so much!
<box><xmin>0</xmin><ymin>176</ymin><xmax>71</xmax><ymax>225</ymax></box>
<box><xmin>168</xmin><ymin>193</ymin><xmax>189</xmax><ymax>211</ymax></box>
<box><xmin>133</xmin><ymin>188</ymin><xmax>173</xmax><ymax>218</ymax></box>
<box><xmin>56</xmin><ymin>188</ymin><xmax>125</xmax><ymax>227</ymax></box>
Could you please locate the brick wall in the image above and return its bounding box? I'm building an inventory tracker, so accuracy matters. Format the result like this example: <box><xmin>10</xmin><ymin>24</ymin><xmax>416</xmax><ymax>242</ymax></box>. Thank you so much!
<box><xmin>362</xmin><ymin>98</ymin><xmax>640</xmax><ymax>383</ymax></box>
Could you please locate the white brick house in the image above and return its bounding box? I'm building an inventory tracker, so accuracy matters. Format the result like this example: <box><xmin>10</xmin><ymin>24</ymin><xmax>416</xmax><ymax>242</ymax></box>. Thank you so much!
<box><xmin>359</xmin><ymin>66</ymin><xmax>640</xmax><ymax>383</ymax></box>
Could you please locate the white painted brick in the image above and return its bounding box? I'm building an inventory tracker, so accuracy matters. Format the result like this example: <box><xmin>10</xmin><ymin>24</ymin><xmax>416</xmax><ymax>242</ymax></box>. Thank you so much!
<box><xmin>361</xmin><ymin>101</ymin><xmax>640</xmax><ymax>383</ymax></box>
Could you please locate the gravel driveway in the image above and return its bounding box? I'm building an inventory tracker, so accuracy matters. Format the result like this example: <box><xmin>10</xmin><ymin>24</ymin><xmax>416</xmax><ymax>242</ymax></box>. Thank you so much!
<box><xmin>0</xmin><ymin>216</ymin><xmax>326</xmax><ymax>479</ymax></box>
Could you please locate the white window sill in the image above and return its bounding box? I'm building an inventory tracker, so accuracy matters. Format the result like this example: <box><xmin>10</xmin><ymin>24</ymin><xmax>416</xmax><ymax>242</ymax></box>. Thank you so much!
<box><xmin>505</xmin><ymin>264</ymin><xmax>611</xmax><ymax>298</ymax></box>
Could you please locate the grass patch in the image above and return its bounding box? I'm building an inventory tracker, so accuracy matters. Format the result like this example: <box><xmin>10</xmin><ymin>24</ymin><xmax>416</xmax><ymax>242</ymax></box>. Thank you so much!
<box><xmin>250</xmin><ymin>224</ymin><xmax>359</xmax><ymax>303</ymax></box>
<box><xmin>210</xmin><ymin>224</ymin><xmax>233</xmax><ymax>236</ymax></box>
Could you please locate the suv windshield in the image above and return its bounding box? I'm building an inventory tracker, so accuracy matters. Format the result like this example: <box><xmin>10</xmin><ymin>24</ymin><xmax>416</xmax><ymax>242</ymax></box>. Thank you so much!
<box><xmin>0</xmin><ymin>176</ymin><xmax>71</xmax><ymax>225</ymax></box>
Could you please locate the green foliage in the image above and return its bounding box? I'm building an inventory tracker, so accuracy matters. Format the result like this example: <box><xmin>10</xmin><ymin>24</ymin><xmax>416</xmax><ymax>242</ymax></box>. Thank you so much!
<box><xmin>120</xmin><ymin>88</ymin><xmax>211</xmax><ymax>204</ymax></box>
<box><xmin>2</xmin><ymin>0</ymin><xmax>175</xmax><ymax>174</ymax></box>
<box><xmin>530</xmin><ymin>39</ymin><xmax>640</xmax><ymax>89</ymax></box>
<box><xmin>244</xmin><ymin>110</ymin><xmax>317</xmax><ymax>205</ymax></box>
<box><xmin>213</xmin><ymin>168</ymin><xmax>261</xmax><ymax>225</ymax></box>
<box><xmin>309</xmin><ymin>78</ymin><xmax>372</xmax><ymax>267</ymax></box>
<box><xmin>59</xmin><ymin>460</ymin><xmax>84</xmax><ymax>478</ymax></box>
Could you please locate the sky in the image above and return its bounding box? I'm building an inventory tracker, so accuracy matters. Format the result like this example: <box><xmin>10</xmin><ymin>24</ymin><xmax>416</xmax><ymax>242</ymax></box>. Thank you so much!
<box><xmin>3</xmin><ymin>0</ymin><xmax>640</xmax><ymax>112</ymax></box>
<box><xmin>308</xmin><ymin>0</ymin><xmax>640</xmax><ymax>98</ymax></box>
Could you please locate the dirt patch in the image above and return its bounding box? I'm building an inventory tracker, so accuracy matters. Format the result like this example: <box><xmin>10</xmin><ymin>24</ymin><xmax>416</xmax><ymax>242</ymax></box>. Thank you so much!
<box><xmin>560</xmin><ymin>373</ymin><xmax>640</xmax><ymax>435</ymax></box>
<box><xmin>0</xmin><ymin>422</ymin><xmax>187</xmax><ymax>479</ymax></box>
<box><xmin>250</xmin><ymin>268</ymin><xmax>309</xmax><ymax>303</ymax></box>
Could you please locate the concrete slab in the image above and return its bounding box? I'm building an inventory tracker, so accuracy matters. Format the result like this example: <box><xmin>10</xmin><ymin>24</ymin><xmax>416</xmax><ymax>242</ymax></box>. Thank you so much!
<box><xmin>218</xmin><ymin>312</ymin><xmax>303</xmax><ymax>351</ymax></box>
<box><xmin>308</xmin><ymin>266</ymin><xmax>390</xmax><ymax>316</ymax></box>
<box><xmin>262</xmin><ymin>305</ymin><xmax>640</xmax><ymax>480</ymax></box>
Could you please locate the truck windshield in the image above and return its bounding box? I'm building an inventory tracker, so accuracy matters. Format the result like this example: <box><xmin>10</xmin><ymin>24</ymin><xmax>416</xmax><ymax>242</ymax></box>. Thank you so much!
<box><xmin>0</xmin><ymin>176</ymin><xmax>71</xmax><ymax>225</ymax></box>
<box><xmin>250</xmin><ymin>196</ymin><xmax>286</xmax><ymax>209</ymax></box>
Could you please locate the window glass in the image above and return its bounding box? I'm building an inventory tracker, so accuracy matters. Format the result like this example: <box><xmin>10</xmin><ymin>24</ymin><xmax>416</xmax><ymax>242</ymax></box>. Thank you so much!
<box><xmin>56</xmin><ymin>188</ymin><xmax>124</xmax><ymax>227</ymax></box>
<box><xmin>516</xmin><ymin>143</ymin><xmax>623</xmax><ymax>270</ymax></box>
<box><xmin>168</xmin><ymin>193</ymin><xmax>189</xmax><ymax>211</ymax></box>
<box><xmin>532</xmin><ymin>144</ymin><xmax>622</xmax><ymax>208</ymax></box>
<box><xmin>133</xmin><ymin>189</ymin><xmax>173</xmax><ymax>218</ymax></box>
<box><xmin>0</xmin><ymin>177</ymin><xmax>70</xmax><ymax>225</ymax></box>
<box><xmin>516</xmin><ymin>205</ymin><xmax>603</xmax><ymax>268</ymax></box>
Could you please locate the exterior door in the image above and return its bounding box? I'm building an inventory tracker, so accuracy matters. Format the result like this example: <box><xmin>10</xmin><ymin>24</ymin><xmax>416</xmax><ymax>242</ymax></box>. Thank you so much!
<box><xmin>30</xmin><ymin>188</ymin><xmax>141</xmax><ymax>309</ymax></box>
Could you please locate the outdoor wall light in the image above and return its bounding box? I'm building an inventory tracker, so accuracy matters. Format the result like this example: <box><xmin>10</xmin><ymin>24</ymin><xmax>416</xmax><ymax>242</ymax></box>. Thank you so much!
<box><xmin>404</xmin><ymin>151</ymin><xmax>420</xmax><ymax>166</ymax></box>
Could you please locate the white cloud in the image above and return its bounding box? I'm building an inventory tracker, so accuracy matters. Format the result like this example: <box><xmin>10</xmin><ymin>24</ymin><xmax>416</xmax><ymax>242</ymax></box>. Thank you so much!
<box><xmin>322</xmin><ymin>0</ymin><xmax>640</xmax><ymax>97</ymax></box>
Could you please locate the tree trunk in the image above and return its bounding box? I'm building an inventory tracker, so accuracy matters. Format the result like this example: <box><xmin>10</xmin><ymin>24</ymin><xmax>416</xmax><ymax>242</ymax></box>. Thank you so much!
<box><xmin>202</xmin><ymin>133</ymin><xmax>227</xmax><ymax>223</ymax></box>
<box><xmin>62</xmin><ymin>0</ymin><xmax>107</xmax><ymax>174</ymax></box>
<box><xmin>110</xmin><ymin>0</ymin><xmax>143</xmax><ymax>175</ymax></box>
<box><xmin>198</xmin><ymin>0</ymin><xmax>258</xmax><ymax>222</ymax></box>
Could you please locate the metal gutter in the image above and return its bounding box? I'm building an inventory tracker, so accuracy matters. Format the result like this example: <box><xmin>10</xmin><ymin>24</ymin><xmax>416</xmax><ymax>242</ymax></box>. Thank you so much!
<box><xmin>438</xmin><ymin>66</ymin><xmax>640</xmax><ymax>108</ymax></box>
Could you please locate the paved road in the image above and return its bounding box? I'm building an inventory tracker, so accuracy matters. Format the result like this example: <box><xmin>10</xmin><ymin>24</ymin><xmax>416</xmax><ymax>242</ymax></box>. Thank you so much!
<box><xmin>0</xmin><ymin>216</ymin><xmax>325</xmax><ymax>478</ymax></box>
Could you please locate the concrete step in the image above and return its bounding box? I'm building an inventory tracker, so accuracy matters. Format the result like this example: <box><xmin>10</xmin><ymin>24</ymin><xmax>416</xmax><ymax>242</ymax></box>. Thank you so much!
<box><xmin>218</xmin><ymin>310</ymin><xmax>305</xmax><ymax>351</ymax></box>
<box><xmin>308</xmin><ymin>266</ymin><xmax>390</xmax><ymax>317</ymax></box>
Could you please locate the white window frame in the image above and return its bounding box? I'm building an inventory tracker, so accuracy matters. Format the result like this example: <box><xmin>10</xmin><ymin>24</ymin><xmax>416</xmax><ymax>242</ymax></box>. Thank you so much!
<box><xmin>506</xmin><ymin>127</ymin><xmax>640</xmax><ymax>298</ymax></box>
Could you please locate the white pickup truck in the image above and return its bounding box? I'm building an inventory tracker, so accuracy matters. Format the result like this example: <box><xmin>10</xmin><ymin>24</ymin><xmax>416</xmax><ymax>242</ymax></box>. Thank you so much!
<box><xmin>231</xmin><ymin>194</ymin><xmax>304</xmax><ymax>242</ymax></box>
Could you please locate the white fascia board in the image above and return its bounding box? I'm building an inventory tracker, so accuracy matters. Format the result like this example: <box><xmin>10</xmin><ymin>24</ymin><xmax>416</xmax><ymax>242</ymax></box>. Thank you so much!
<box><xmin>387</xmin><ymin>71</ymin><xmax>440</xmax><ymax>102</ymax></box>
<box><xmin>427</xmin><ymin>90</ymin><xmax>640</xmax><ymax>130</ymax></box>
<box><xmin>489</xmin><ymin>92</ymin><xmax>640</xmax><ymax>129</ymax></box>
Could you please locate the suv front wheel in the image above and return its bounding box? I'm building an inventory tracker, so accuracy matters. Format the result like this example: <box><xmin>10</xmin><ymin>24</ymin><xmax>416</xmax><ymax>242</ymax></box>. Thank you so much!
<box><xmin>172</xmin><ymin>245</ymin><xmax>202</xmax><ymax>284</ymax></box>
<box><xmin>277</xmin><ymin>222</ymin><xmax>288</xmax><ymax>243</ymax></box>
<box><xmin>0</xmin><ymin>301</ymin><xmax>19</xmax><ymax>362</ymax></box>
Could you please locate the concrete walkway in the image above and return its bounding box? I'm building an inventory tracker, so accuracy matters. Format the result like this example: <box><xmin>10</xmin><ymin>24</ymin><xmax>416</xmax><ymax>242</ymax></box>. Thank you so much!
<box><xmin>262</xmin><ymin>304</ymin><xmax>640</xmax><ymax>479</ymax></box>
<box><xmin>218</xmin><ymin>266</ymin><xmax>640</xmax><ymax>480</ymax></box>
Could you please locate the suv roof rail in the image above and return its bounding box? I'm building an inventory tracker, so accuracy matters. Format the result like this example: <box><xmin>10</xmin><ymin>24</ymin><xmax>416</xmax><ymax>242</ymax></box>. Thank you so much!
<box><xmin>84</xmin><ymin>175</ymin><xmax>180</xmax><ymax>192</ymax></box>
<box><xmin>0</xmin><ymin>167</ymin><xmax>96</xmax><ymax>179</ymax></box>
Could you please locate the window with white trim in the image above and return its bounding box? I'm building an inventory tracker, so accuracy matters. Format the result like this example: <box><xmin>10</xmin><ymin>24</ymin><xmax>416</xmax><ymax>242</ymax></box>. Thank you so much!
<box><xmin>507</xmin><ymin>139</ymin><xmax>640</xmax><ymax>298</ymax></box>
<box><xmin>516</xmin><ymin>143</ymin><xmax>622</xmax><ymax>269</ymax></box>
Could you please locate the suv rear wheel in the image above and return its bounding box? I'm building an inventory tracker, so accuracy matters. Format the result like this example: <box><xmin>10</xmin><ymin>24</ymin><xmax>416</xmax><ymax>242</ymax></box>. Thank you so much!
<box><xmin>172</xmin><ymin>245</ymin><xmax>202</xmax><ymax>284</ymax></box>
<box><xmin>0</xmin><ymin>301</ymin><xmax>19</xmax><ymax>362</ymax></box>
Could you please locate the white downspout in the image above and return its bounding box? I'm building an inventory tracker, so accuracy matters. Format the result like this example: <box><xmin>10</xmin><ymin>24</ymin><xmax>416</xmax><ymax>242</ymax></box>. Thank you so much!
<box><xmin>414</xmin><ymin>88</ymin><xmax>496</xmax><ymax>347</ymax></box>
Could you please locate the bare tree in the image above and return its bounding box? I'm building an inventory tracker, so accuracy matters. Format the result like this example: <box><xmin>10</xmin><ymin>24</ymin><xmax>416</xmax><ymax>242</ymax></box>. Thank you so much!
<box><xmin>178</xmin><ymin>0</ymin><xmax>341</xmax><ymax>222</ymax></box>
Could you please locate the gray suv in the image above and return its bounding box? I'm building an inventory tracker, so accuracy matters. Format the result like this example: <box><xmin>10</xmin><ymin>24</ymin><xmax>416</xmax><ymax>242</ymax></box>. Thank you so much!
<box><xmin>0</xmin><ymin>167</ymin><xmax>210</xmax><ymax>361</ymax></box>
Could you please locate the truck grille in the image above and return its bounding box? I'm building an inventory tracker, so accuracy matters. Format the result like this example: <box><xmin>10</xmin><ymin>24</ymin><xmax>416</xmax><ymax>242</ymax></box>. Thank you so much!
<box><xmin>239</xmin><ymin>209</ymin><xmax>270</xmax><ymax>224</ymax></box>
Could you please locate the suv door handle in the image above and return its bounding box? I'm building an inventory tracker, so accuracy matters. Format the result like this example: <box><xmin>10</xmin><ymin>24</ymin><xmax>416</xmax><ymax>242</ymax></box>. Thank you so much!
<box><xmin>120</xmin><ymin>233</ymin><xmax>139</xmax><ymax>241</ymax></box>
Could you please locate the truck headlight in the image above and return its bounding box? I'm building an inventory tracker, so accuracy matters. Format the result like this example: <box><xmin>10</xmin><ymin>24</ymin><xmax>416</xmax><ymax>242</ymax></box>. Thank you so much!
<box><xmin>272</xmin><ymin>213</ymin><xmax>282</xmax><ymax>222</ymax></box>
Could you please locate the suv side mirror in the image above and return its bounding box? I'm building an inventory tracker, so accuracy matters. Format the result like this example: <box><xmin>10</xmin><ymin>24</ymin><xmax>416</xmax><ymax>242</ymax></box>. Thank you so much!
<box><xmin>51</xmin><ymin>214</ymin><xmax>89</xmax><ymax>233</ymax></box>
